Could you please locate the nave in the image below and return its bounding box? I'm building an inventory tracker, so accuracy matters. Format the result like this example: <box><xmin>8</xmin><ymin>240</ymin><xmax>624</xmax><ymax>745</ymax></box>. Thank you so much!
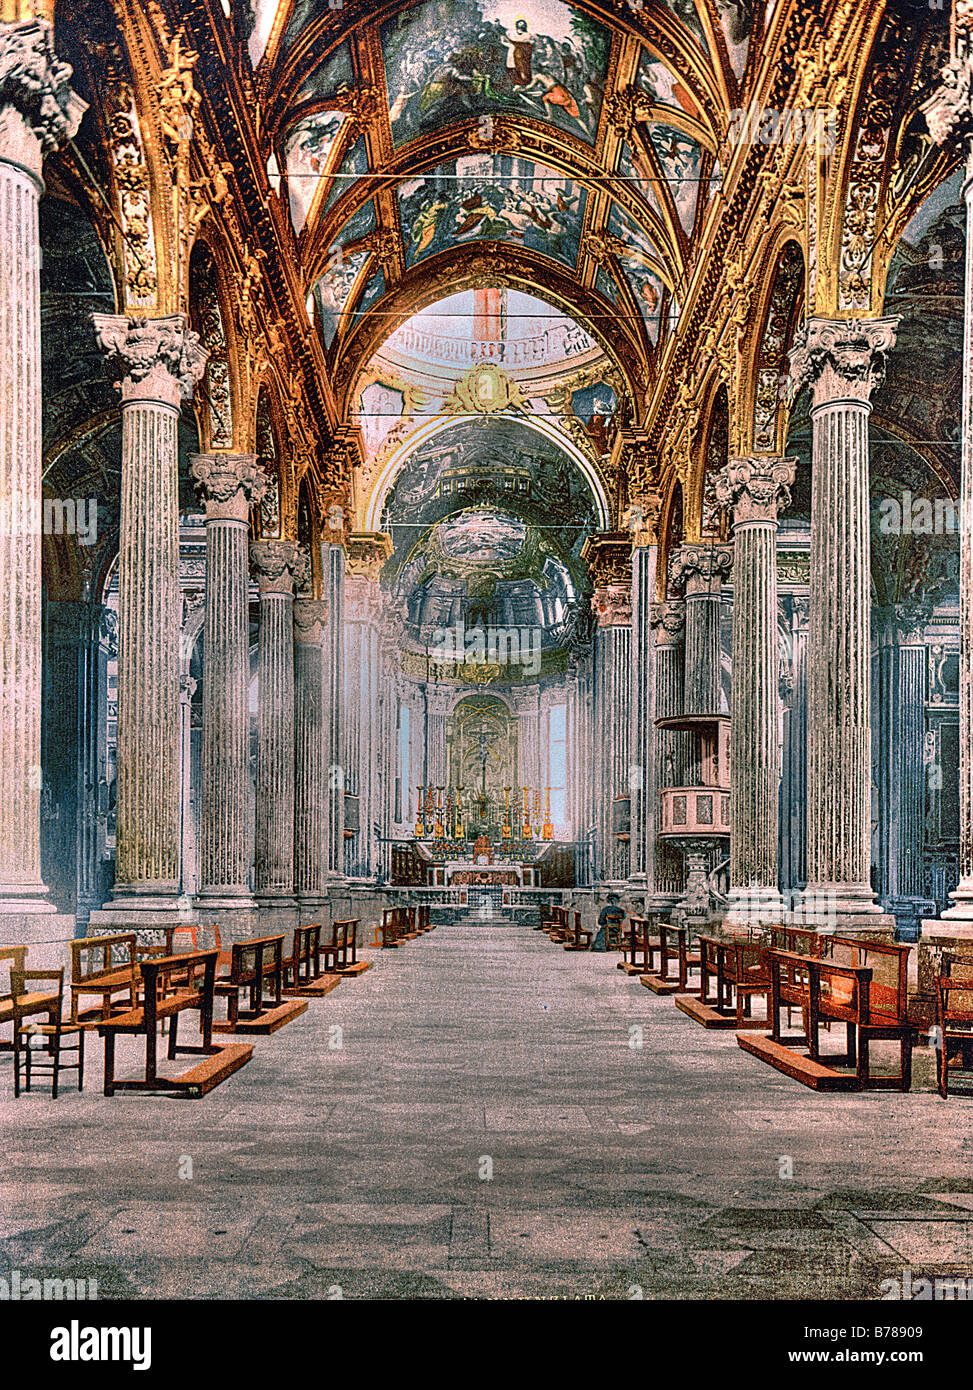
<box><xmin>2</xmin><ymin>920</ymin><xmax>969</xmax><ymax>1301</ymax></box>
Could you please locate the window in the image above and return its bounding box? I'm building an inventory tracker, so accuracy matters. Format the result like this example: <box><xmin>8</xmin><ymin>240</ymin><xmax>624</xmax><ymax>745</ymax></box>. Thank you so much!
<box><xmin>395</xmin><ymin>703</ymin><xmax>410</xmax><ymax>824</ymax></box>
<box><xmin>547</xmin><ymin>703</ymin><xmax>567</xmax><ymax>824</ymax></box>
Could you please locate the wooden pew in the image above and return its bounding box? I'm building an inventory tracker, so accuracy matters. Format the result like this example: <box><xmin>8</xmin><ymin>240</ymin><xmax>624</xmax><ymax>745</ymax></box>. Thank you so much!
<box><xmin>563</xmin><ymin>910</ymin><xmax>592</xmax><ymax>951</ymax></box>
<box><xmin>640</xmin><ymin>923</ymin><xmax>701</xmax><ymax>995</ymax></box>
<box><xmin>0</xmin><ymin>946</ymin><xmax>59</xmax><ymax>1051</ymax></box>
<box><xmin>281</xmin><ymin>924</ymin><xmax>340</xmax><ymax>998</ymax></box>
<box><xmin>97</xmin><ymin>950</ymin><xmax>252</xmax><ymax>1098</ymax></box>
<box><xmin>676</xmin><ymin>930</ymin><xmax>772</xmax><ymax>1030</ymax></box>
<box><xmin>213</xmin><ymin>935</ymin><xmax>307</xmax><ymax>1034</ymax></box>
<box><xmin>738</xmin><ymin>937</ymin><xmax>914</xmax><ymax>1092</ymax></box>
<box><xmin>546</xmin><ymin>906</ymin><xmax>572</xmax><ymax>944</ymax></box>
<box><xmin>69</xmin><ymin>933</ymin><xmax>139</xmax><ymax>1026</ymax></box>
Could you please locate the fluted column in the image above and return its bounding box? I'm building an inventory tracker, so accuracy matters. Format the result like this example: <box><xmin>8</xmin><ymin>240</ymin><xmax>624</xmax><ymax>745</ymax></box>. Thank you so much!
<box><xmin>343</xmin><ymin>532</ymin><xmax>392</xmax><ymax>879</ymax></box>
<box><xmin>651</xmin><ymin>599</ymin><xmax>686</xmax><ymax>907</ymax></box>
<box><xmin>293</xmin><ymin>598</ymin><xmax>329</xmax><ymax>906</ymax></box>
<box><xmin>628</xmin><ymin>494</ymin><xmax>661</xmax><ymax>892</ymax></box>
<box><xmin>670</xmin><ymin>544</ymin><xmax>732</xmax><ymax>719</ymax></box>
<box><xmin>925</xmin><ymin>53</ymin><xmax>973</xmax><ymax>921</ymax></box>
<box><xmin>190</xmin><ymin>454</ymin><xmax>267</xmax><ymax>906</ymax></box>
<box><xmin>321</xmin><ymin>540</ymin><xmax>345</xmax><ymax>880</ymax></box>
<box><xmin>874</xmin><ymin>602</ymin><xmax>932</xmax><ymax>930</ymax></box>
<box><xmin>90</xmin><ymin>317</ymin><xmax>206</xmax><ymax>912</ymax></box>
<box><xmin>583</xmin><ymin>533</ymin><xmax>633</xmax><ymax>885</ymax></box>
<box><xmin>0</xmin><ymin>19</ymin><xmax>84</xmax><ymax>926</ymax></box>
<box><xmin>788</xmin><ymin>316</ymin><xmax>898</xmax><ymax>918</ymax></box>
<box><xmin>716</xmin><ymin>456</ymin><xmax>796</xmax><ymax>921</ymax></box>
<box><xmin>251</xmin><ymin>540</ymin><xmax>306</xmax><ymax>905</ymax></box>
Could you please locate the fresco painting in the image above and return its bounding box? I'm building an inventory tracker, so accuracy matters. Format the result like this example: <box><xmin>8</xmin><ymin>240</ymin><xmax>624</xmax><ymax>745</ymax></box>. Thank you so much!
<box><xmin>296</xmin><ymin>40</ymin><xmax>354</xmax><ymax>102</ymax></box>
<box><xmin>714</xmin><ymin>0</ymin><xmax>754</xmax><ymax>79</ymax></box>
<box><xmin>647</xmin><ymin>124</ymin><xmax>701</xmax><ymax>234</ymax></box>
<box><xmin>571</xmin><ymin>381</ymin><xmax>618</xmax><ymax>455</ymax></box>
<box><xmin>637</xmin><ymin>46</ymin><xmax>700</xmax><ymax>117</ymax></box>
<box><xmin>314</xmin><ymin>198</ymin><xmax>377</xmax><ymax>347</ymax></box>
<box><xmin>607</xmin><ymin>204</ymin><xmax>664</xmax><ymax>344</ymax></box>
<box><xmin>398</xmin><ymin>154</ymin><xmax>585</xmax><ymax>270</ymax></box>
<box><xmin>381</xmin><ymin>0</ymin><xmax>611</xmax><ymax>146</ymax></box>
<box><xmin>284</xmin><ymin>111</ymin><xmax>347</xmax><ymax>233</ymax></box>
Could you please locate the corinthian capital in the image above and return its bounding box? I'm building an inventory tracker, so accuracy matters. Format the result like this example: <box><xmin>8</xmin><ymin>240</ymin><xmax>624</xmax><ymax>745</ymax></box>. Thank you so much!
<box><xmin>292</xmin><ymin>598</ymin><xmax>329</xmax><ymax>644</ymax></box>
<box><xmin>787</xmin><ymin>316</ymin><xmax>899</xmax><ymax>409</ymax></box>
<box><xmin>922</xmin><ymin>52</ymin><xmax>973</xmax><ymax>145</ymax></box>
<box><xmin>669</xmin><ymin>543</ymin><xmax>733</xmax><ymax>596</ymax></box>
<box><xmin>191</xmin><ymin>453</ymin><xmax>269</xmax><ymax>522</ymax></box>
<box><xmin>651</xmin><ymin>600</ymin><xmax>685</xmax><ymax>645</ymax></box>
<box><xmin>622</xmin><ymin>489</ymin><xmax>663</xmax><ymax>547</ymax></box>
<box><xmin>0</xmin><ymin>19</ymin><xmax>87</xmax><ymax>158</ymax></box>
<box><xmin>91</xmin><ymin>313</ymin><xmax>207</xmax><ymax>408</ymax></box>
<box><xmin>715</xmin><ymin>455</ymin><xmax>797</xmax><ymax>526</ymax></box>
<box><xmin>249</xmin><ymin>539</ymin><xmax>308</xmax><ymax>595</ymax></box>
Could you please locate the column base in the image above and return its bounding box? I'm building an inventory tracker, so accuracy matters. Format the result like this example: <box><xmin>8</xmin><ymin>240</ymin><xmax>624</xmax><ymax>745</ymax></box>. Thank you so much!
<box><xmin>195</xmin><ymin>890</ymin><xmax>259</xmax><ymax>912</ymax></box>
<box><xmin>88</xmin><ymin>894</ymin><xmax>193</xmax><ymax>930</ymax></box>
<box><xmin>938</xmin><ymin>876</ymin><xmax>973</xmax><ymax>921</ymax></box>
<box><xmin>801</xmin><ymin>881</ymin><xmax>883</xmax><ymax>925</ymax></box>
<box><xmin>723</xmin><ymin>886</ymin><xmax>784</xmax><ymax>926</ymax></box>
<box><xmin>0</xmin><ymin>908</ymin><xmax>77</xmax><ymax>967</ymax></box>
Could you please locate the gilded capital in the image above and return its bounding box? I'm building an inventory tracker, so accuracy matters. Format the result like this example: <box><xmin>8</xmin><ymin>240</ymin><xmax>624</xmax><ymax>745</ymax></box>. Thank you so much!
<box><xmin>787</xmin><ymin>317</ymin><xmax>899</xmax><ymax>409</ymax></box>
<box><xmin>191</xmin><ymin>453</ymin><xmax>269</xmax><ymax>522</ymax></box>
<box><xmin>922</xmin><ymin>52</ymin><xmax>973</xmax><ymax>145</ymax></box>
<box><xmin>249</xmin><ymin>539</ymin><xmax>308</xmax><ymax>595</ymax></box>
<box><xmin>622</xmin><ymin>490</ymin><xmax>663</xmax><ymax>547</ymax></box>
<box><xmin>581</xmin><ymin>531</ymin><xmax>632</xmax><ymax>590</ymax></box>
<box><xmin>91</xmin><ymin>313</ymin><xmax>207</xmax><ymax>408</ymax></box>
<box><xmin>345</xmin><ymin>531</ymin><xmax>393</xmax><ymax>580</ymax></box>
<box><xmin>715</xmin><ymin>455</ymin><xmax>796</xmax><ymax>526</ymax></box>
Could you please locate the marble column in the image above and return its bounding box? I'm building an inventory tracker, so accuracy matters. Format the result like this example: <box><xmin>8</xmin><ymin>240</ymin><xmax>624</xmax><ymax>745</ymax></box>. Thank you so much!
<box><xmin>0</xmin><ymin>19</ymin><xmax>84</xmax><ymax>933</ymax></box>
<box><xmin>873</xmin><ymin>602</ymin><xmax>932</xmax><ymax>931</ymax></box>
<box><xmin>788</xmin><ymin>317</ymin><xmax>898</xmax><ymax>920</ymax></box>
<box><xmin>628</xmin><ymin>496</ymin><xmax>661</xmax><ymax>895</ymax></box>
<box><xmin>715</xmin><ymin>456</ymin><xmax>795</xmax><ymax>921</ymax></box>
<box><xmin>321</xmin><ymin>540</ymin><xmax>346</xmax><ymax>881</ymax></box>
<box><xmin>190</xmin><ymin>454</ymin><xmax>267</xmax><ymax>908</ymax></box>
<box><xmin>250</xmin><ymin>540</ymin><xmax>306</xmax><ymax>909</ymax></box>
<box><xmin>343</xmin><ymin>532</ymin><xmax>392</xmax><ymax>880</ymax></box>
<box><xmin>89</xmin><ymin>317</ymin><xmax>207</xmax><ymax>918</ymax></box>
<box><xmin>293</xmin><ymin>597</ymin><xmax>329</xmax><ymax>908</ymax></box>
<box><xmin>424</xmin><ymin>686</ymin><xmax>451</xmax><ymax>790</ymax></box>
<box><xmin>583</xmin><ymin>533</ymin><xmax>633</xmax><ymax>885</ymax></box>
<box><xmin>669</xmin><ymin>544</ymin><xmax>732</xmax><ymax>721</ymax></box>
<box><xmin>924</xmin><ymin>58</ymin><xmax>973</xmax><ymax>922</ymax></box>
<box><xmin>651</xmin><ymin>599</ymin><xmax>686</xmax><ymax>908</ymax></box>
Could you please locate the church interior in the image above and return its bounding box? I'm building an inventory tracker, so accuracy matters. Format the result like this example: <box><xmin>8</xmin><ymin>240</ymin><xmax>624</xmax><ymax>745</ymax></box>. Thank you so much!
<box><xmin>4</xmin><ymin>0</ymin><xmax>973</xmax><ymax>1306</ymax></box>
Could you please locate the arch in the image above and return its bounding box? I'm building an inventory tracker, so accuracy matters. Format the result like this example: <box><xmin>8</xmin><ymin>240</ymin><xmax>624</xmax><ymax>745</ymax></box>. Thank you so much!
<box><xmin>363</xmin><ymin>412</ymin><xmax>611</xmax><ymax>534</ymax></box>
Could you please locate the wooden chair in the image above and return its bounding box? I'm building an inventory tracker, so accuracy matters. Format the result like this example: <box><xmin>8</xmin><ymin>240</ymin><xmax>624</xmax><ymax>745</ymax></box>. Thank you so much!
<box><xmin>936</xmin><ymin>954</ymin><xmax>973</xmax><ymax>1099</ymax></box>
<box><xmin>283</xmin><ymin>924</ymin><xmax>322</xmax><ymax>990</ymax></box>
<box><xmin>10</xmin><ymin>968</ymin><xmax>85</xmax><ymax>1099</ymax></box>
<box><xmin>213</xmin><ymin>935</ymin><xmax>292</xmax><ymax>1032</ymax></box>
<box><xmin>0</xmin><ymin>946</ymin><xmax>58</xmax><ymax>1050</ymax></box>
<box><xmin>563</xmin><ymin>910</ymin><xmax>592</xmax><ymax>951</ymax></box>
<box><xmin>619</xmin><ymin>916</ymin><xmax>655</xmax><ymax>973</ymax></box>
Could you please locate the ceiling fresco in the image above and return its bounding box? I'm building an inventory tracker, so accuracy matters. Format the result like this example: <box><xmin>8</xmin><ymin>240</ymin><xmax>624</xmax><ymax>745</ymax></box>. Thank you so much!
<box><xmin>313</xmin><ymin>197</ymin><xmax>377</xmax><ymax>346</ymax></box>
<box><xmin>606</xmin><ymin>204</ymin><xmax>665</xmax><ymax>342</ymax></box>
<box><xmin>284</xmin><ymin>110</ymin><xmax>347</xmax><ymax>233</ymax></box>
<box><xmin>381</xmin><ymin>0</ymin><xmax>611</xmax><ymax>147</ymax></box>
<box><xmin>398</xmin><ymin>155</ymin><xmax>585</xmax><ymax>269</ymax></box>
<box><xmin>645</xmin><ymin>123</ymin><xmax>702</xmax><ymax>234</ymax></box>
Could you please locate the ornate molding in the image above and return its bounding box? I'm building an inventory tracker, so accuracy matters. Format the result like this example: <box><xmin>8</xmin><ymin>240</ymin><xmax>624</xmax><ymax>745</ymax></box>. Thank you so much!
<box><xmin>581</xmin><ymin>531</ymin><xmax>632</xmax><ymax>590</ymax></box>
<box><xmin>249</xmin><ymin>539</ymin><xmax>308</xmax><ymax>595</ymax></box>
<box><xmin>715</xmin><ymin>455</ymin><xmax>797</xmax><ymax>526</ymax></box>
<box><xmin>345</xmin><ymin>530</ymin><xmax>392</xmax><ymax>580</ymax></box>
<box><xmin>622</xmin><ymin>488</ymin><xmax>663</xmax><ymax>547</ymax></box>
<box><xmin>922</xmin><ymin>52</ymin><xmax>973</xmax><ymax>146</ymax></box>
<box><xmin>592</xmin><ymin>584</ymin><xmax>632</xmax><ymax>628</ymax></box>
<box><xmin>91</xmin><ymin>313</ymin><xmax>207</xmax><ymax>407</ymax></box>
<box><xmin>0</xmin><ymin>18</ymin><xmax>86</xmax><ymax>156</ymax></box>
<box><xmin>787</xmin><ymin>316</ymin><xmax>899</xmax><ymax>409</ymax></box>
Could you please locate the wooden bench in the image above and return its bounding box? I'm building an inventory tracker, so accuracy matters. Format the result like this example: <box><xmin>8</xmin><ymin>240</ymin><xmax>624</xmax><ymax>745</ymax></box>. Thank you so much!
<box><xmin>381</xmin><ymin>907</ymin><xmax>406</xmax><ymax>948</ymax></box>
<box><xmin>281</xmin><ymin>924</ymin><xmax>340</xmax><ymax>998</ymax></box>
<box><xmin>640</xmin><ymin>923</ymin><xmax>701</xmax><ymax>995</ymax></box>
<box><xmin>0</xmin><ymin>946</ymin><xmax>59</xmax><ymax>1051</ymax></box>
<box><xmin>546</xmin><ymin>906</ymin><xmax>573</xmax><ymax>944</ymax></box>
<box><xmin>213</xmin><ymin>935</ymin><xmax>307</xmax><ymax>1034</ymax></box>
<box><xmin>738</xmin><ymin>937</ymin><xmax>913</xmax><ymax>1092</ymax></box>
<box><xmin>538</xmin><ymin>904</ymin><xmax>568</xmax><ymax>936</ymax></box>
<box><xmin>97</xmin><ymin>950</ymin><xmax>252</xmax><ymax>1097</ymax></box>
<box><xmin>562</xmin><ymin>910</ymin><xmax>592</xmax><ymax>952</ymax></box>
<box><xmin>69</xmin><ymin>933</ymin><xmax>139</xmax><ymax>1026</ymax></box>
<box><xmin>677</xmin><ymin>930</ymin><xmax>772</xmax><ymax>1029</ymax></box>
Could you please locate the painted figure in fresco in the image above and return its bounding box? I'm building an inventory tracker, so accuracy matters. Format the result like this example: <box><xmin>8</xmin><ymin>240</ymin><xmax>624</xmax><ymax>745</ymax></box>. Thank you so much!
<box><xmin>502</xmin><ymin>17</ymin><xmax>535</xmax><ymax>85</ymax></box>
<box><xmin>412</xmin><ymin>195</ymin><xmax>450</xmax><ymax>254</ymax></box>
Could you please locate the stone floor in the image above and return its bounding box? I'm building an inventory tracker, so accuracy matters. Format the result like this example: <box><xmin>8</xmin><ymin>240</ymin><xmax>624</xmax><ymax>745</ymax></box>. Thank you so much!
<box><xmin>2</xmin><ymin>918</ymin><xmax>973</xmax><ymax>1301</ymax></box>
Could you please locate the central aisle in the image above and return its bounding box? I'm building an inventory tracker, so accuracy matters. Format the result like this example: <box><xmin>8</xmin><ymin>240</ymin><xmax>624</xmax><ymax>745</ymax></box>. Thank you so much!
<box><xmin>1</xmin><ymin>918</ymin><xmax>969</xmax><ymax>1299</ymax></box>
